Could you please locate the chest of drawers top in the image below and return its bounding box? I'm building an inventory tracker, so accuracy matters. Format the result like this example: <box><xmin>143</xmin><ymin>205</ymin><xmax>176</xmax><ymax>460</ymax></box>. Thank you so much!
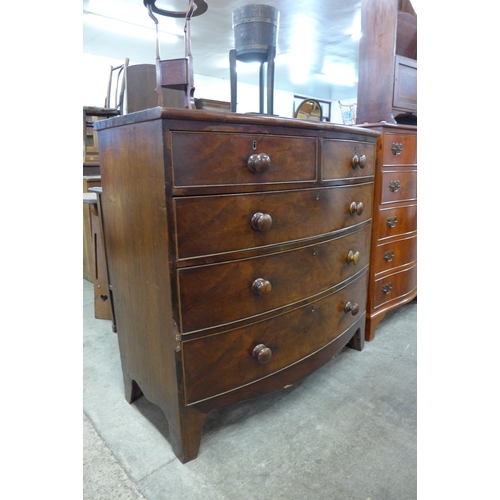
<box><xmin>95</xmin><ymin>107</ymin><xmax>379</xmax><ymax>194</ymax></box>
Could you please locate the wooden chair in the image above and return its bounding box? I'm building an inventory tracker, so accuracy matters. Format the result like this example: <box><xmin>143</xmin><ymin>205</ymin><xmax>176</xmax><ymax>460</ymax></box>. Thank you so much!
<box><xmin>104</xmin><ymin>58</ymin><xmax>130</xmax><ymax>114</ymax></box>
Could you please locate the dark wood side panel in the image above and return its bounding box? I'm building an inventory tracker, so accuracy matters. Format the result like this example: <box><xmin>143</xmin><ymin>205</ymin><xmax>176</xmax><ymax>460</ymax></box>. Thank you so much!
<box><xmin>98</xmin><ymin>119</ymin><xmax>180</xmax><ymax>412</ymax></box>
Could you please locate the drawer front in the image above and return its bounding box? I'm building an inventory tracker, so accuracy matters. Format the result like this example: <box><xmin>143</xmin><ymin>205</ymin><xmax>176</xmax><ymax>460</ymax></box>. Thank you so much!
<box><xmin>377</xmin><ymin>204</ymin><xmax>417</xmax><ymax>241</ymax></box>
<box><xmin>183</xmin><ymin>271</ymin><xmax>368</xmax><ymax>405</ymax></box>
<box><xmin>322</xmin><ymin>140</ymin><xmax>375</xmax><ymax>180</ymax></box>
<box><xmin>382</xmin><ymin>133</ymin><xmax>416</xmax><ymax>165</ymax></box>
<box><xmin>373</xmin><ymin>264</ymin><xmax>417</xmax><ymax>309</ymax></box>
<box><xmin>171</xmin><ymin>132</ymin><xmax>317</xmax><ymax>187</ymax></box>
<box><xmin>178</xmin><ymin>224</ymin><xmax>371</xmax><ymax>333</ymax></box>
<box><xmin>174</xmin><ymin>183</ymin><xmax>373</xmax><ymax>260</ymax></box>
<box><xmin>372</xmin><ymin>234</ymin><xmax>417</xmax><ymax>275</ymax></box>
<box><xmin>380</xmin><ymin>170</ymin><xmax>417</xmax><ymax>204</ymax></box>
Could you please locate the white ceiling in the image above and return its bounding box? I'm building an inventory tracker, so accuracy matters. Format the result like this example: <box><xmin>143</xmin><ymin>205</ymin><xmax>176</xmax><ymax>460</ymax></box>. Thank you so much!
<box><xmin>83</xmin><ymin>0</ymin><xmax>367</xmax><ymax>102</ymax></box>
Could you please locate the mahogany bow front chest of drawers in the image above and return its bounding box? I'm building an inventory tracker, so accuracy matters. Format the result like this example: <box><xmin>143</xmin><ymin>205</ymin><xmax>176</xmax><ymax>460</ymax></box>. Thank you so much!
<box><xmin>361</xmin><ymin>123</ymin><xmax>417</xmax><ymax>340</ymax></box>
<box><xmin>95</xmin><ymin>107</ymin><xmax>379</xmax><ymax>462</ymax></box>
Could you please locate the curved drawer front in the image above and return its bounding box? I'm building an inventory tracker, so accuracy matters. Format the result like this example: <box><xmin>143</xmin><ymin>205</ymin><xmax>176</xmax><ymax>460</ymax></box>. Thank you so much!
<box><xmin>174</xmin><ymin>183</ymin><xmax>373</xmax><ymax>260</ymax></box>
<box><xmin>182</xmin><ymin>271</ymin><xmax>368</xmax><ymax>405</ymax></box>
<box><xmin>382</xmin><ymin>133</ymin><xmax>417</xmax><ymax>165</ymax></box>
<box><xmin>171</xmin><ymin>132</ymin><xmax>317</xmax><ymax>187</ymax></box>
<box><xmin>372</xmin><ymin>234</ymin><xmax>417</xmax><ymax>275</ymax></box>
<box><xmin>373</xmin><ymin>264</ymin><xmax>417</xmax><ymax>309</ymax></box>
<box><xmin>380</xmin><ymin>170</ymin><xmax>417</xmax><ymax>204</ymax></box>
<box><xmin>178</xmin><ymin>224</ymin><xmax>371</xmax><ymax>333</ymax></box>
<box><xmin>322</xmin><ymin>140</ymin><xmax>375</xmax><ymax>180</ymax></box>
<box><xmin>377</xmin><ymin>204</ymin><xmax>417</xmax><ymax>241</ymax></box>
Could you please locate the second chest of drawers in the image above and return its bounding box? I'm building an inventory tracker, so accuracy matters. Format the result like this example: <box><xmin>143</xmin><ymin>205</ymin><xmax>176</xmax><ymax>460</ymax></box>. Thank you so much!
<box><xmin>361</xmin><ymin>124</ymin><xmax>417</xmax><ymax>340</ymax></box>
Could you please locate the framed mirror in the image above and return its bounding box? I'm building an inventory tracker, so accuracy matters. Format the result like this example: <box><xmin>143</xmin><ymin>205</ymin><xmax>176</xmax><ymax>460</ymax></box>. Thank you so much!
<box><xmin>294</xmin><ymin>99</ymin><xmax>323</xmax><ymax>121</ymax></box>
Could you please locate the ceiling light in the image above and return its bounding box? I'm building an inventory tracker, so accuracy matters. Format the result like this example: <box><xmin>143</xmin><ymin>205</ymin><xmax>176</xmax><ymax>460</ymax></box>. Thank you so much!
<box><xmin>84</xmin><ymin>12</ymin><xmax>179</xmax><ymax>44</ymax></box>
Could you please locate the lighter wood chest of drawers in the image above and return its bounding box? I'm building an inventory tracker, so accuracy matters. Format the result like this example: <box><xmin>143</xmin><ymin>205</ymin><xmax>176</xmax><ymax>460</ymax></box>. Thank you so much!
<box><xmin>361</xmin><ymin>124</ymin><xmax>417</xmax><ymax>340</ymax></box>
<box><xmin>95</xmin><ymin>108</ymin><xmax>379</xmax><ymax>462</ymax></box>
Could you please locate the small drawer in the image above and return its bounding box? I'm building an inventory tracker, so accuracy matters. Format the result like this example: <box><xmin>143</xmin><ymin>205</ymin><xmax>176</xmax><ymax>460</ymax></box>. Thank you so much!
<box><xmin>171</xmin><ymin>132</ymin><xmax>317</xmax><ymax>187</ymax></box>
<box><xmin>373</xmin><ymin>264</ymin><xmax>417</xmax><ymax>309</ymax></box>
<box><xmin>322</xmin><ymin>140</ymin><xmax>375</xmax><ymax>180</ymax></box>
<box><xmin>377</xmin><ymin>204</ymin><xmax>417</xmax><ymax>241</ymax></box>
<box><xmin>178</xmin><ymin>224</ymin><xmax>372</xmax><ymax>333</ymax></box>
<box><xmin>372</xmin><ymin>234</ymin><xmax>417</xmax><ymax>276</ymax></box>
<box><xmin>182</xmin><ymin>271</ymin><xmax>368</xmax><ymax>405</ymax></box>
<box><xmin>382</xmin><ymin>133</ymin><xmax>416</xmax><ymax>165</ymax></box>
<box><xmin>174</xmin><ymin>183</ymin><xmax>373</xmax><ymax>260</ymax></box>
<box><xmin>380</xmin><ymin>170</ymin><xmax>417</xmax><ymax>204</ymax></box>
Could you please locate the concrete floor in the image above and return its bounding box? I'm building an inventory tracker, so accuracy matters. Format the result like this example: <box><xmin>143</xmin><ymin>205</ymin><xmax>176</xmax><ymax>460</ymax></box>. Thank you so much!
<box><xmin>83</xmin><ymin>279</ymin><xmax>417</xmax><ymax>500</ymax></box>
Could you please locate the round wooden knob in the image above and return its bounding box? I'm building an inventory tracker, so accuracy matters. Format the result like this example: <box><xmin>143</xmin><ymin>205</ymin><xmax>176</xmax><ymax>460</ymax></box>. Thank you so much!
<box><xmin>252</xmin><ymin>344</ymin><xmax>272</xmax><ymax>364</ymax></box>
<box><xmin>349</xmin><ymin>201</ymin><xmax>364</xmax><ymax>215</ymax></box>
<box><xmin>358</xmin><ymin>154</ymin><xmax>367</xmax><ymax>168</ymax></box>
<box><xmin>251</xmin><ymin>212</ymin><xmax>273</xmax><ymax>232</ymax></box>
<box><xmin>252</xmin><ymin>278</ymin><xmax>272</xmax><ymax>296</ymax></box>
<box><xmin>344</xmin><ymin>301</ymin><xmax>359</xmax><ymax>315</ymax></box>
<box><xmin>247</xmin><ymin>153</ymin><xmax>271</xmax><ymax>173</ymax></box>
<box><xmin>351</xmin><ymin>154</ymin><xmax>359</xmax><ymax>168</ymax></box>
<box><xmin>346</xmin><ymin>250</ymin><xmax>360</xmax><ymax>265</ymax></box>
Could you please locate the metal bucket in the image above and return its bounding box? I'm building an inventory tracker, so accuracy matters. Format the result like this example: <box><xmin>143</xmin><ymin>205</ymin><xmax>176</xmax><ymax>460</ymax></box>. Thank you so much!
<box><xmin>232</xmin><ymin>4</ymin><xmax>279</xmax><ymax>62</ymax></box>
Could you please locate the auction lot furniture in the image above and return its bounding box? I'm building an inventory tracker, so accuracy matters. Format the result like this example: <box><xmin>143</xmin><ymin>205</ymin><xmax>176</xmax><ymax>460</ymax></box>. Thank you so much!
<box><xmin>95</xmin><ymin>107</ymin><xmax>379</xmax><ymax>463</ymax></box>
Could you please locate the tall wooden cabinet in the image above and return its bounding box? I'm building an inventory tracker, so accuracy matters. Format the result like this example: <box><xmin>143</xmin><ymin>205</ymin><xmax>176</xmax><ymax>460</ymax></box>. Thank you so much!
<box><xmin>357</xmin><ymin>0</ymin><xmax>417</xmax><ymax>124</ymax></box>
<box><xmin>95</xmin><ymin>107</ymin><xmax>379</xmax><ymax>462</ymax></box>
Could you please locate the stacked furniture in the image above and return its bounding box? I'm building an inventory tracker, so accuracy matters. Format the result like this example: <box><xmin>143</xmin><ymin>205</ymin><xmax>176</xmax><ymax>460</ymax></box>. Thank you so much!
<box><xmin>357</xmin><ymin>0</ymin><xmax>417</xmax><ymax>340</ymax></box>
<box><xmin>95</xmin><ymin>107</ymin><xmax>378</xmax><ymax>462</ymax></box>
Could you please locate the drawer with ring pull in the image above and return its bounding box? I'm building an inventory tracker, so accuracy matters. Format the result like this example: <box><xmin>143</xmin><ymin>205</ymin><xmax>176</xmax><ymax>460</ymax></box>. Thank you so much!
<box><xmin>373</xmin><ymin>264</ymin><xmax>417</xmax><ymax>309</ymax></box>
<box><xmin>377</xmin><ymin>204</ymin><xmax>417</xmax><ymax>241</ymax></box>
<box><xmin>372</xmin><ymin>234</ymin><xmax>417</xmax><ymax>275</ymax></box>
<box><xmin>170</xmin><ymin>132</ymin><xmax>317</xmax><ymax>187</ymax></box>
<box><xmin>380</xmin><ymin>169</ymin><xmax>417</xmax><ymax>204</ymax></box>
<box><xmin>382</xmin><ymin>133</ymin><xmax>417</xmax><ymax>165</ymax></box>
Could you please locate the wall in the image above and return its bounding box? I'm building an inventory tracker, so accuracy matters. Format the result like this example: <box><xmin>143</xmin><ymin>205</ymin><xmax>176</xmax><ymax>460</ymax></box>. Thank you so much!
<box><xmin>82</xmin><ymin>54</ymin><xmax>354</xmax><ymax>124</ymax></box>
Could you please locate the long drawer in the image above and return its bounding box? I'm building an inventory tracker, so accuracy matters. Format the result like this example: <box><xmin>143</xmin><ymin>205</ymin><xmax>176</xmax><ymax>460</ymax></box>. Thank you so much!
<box><xmin>377</xmin><ymin>204</ymin><xmax>417</xmax><ymax>241</ymax></box>
<box><xmin>182</xmin><ymin>271</ymin><xmax>368</xmax><ymax>405</ymax></box>
<box><xmin>372</xmin><ymin>234</ymin><xmax>417</xmax><ymax>276</ymax></box>
<box><xmin>174</xmin><ymin>183</ymin><xmax>373</xmax><ymax>260</ymax></box>
<box><xmin>178</xmin><ymin>224</ymin><xmax>371</xmax><ymax>333</ymax></box>
<box><xmin>322</xmin><ymin>140</ymin><xmax>375</xmax><ymax>180</ymax></box>
<box><xmin>380</xmin><ymin>169</ymin><xmax>417</xmax><ymax>204</ymax></box>
<box><xmin>382</xmin><ymin>133</ymin><xmax>417</xmax><ymax>165</ymax></box>
<box><xmin>171</xmin><ymin>132</ymin><xmax>317</xmax><ymax>187</ymax></box>
<box><xmin>372</xmin><ymin>264</ymin><xmax>417</xmax><ymax>309</ymax></box>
